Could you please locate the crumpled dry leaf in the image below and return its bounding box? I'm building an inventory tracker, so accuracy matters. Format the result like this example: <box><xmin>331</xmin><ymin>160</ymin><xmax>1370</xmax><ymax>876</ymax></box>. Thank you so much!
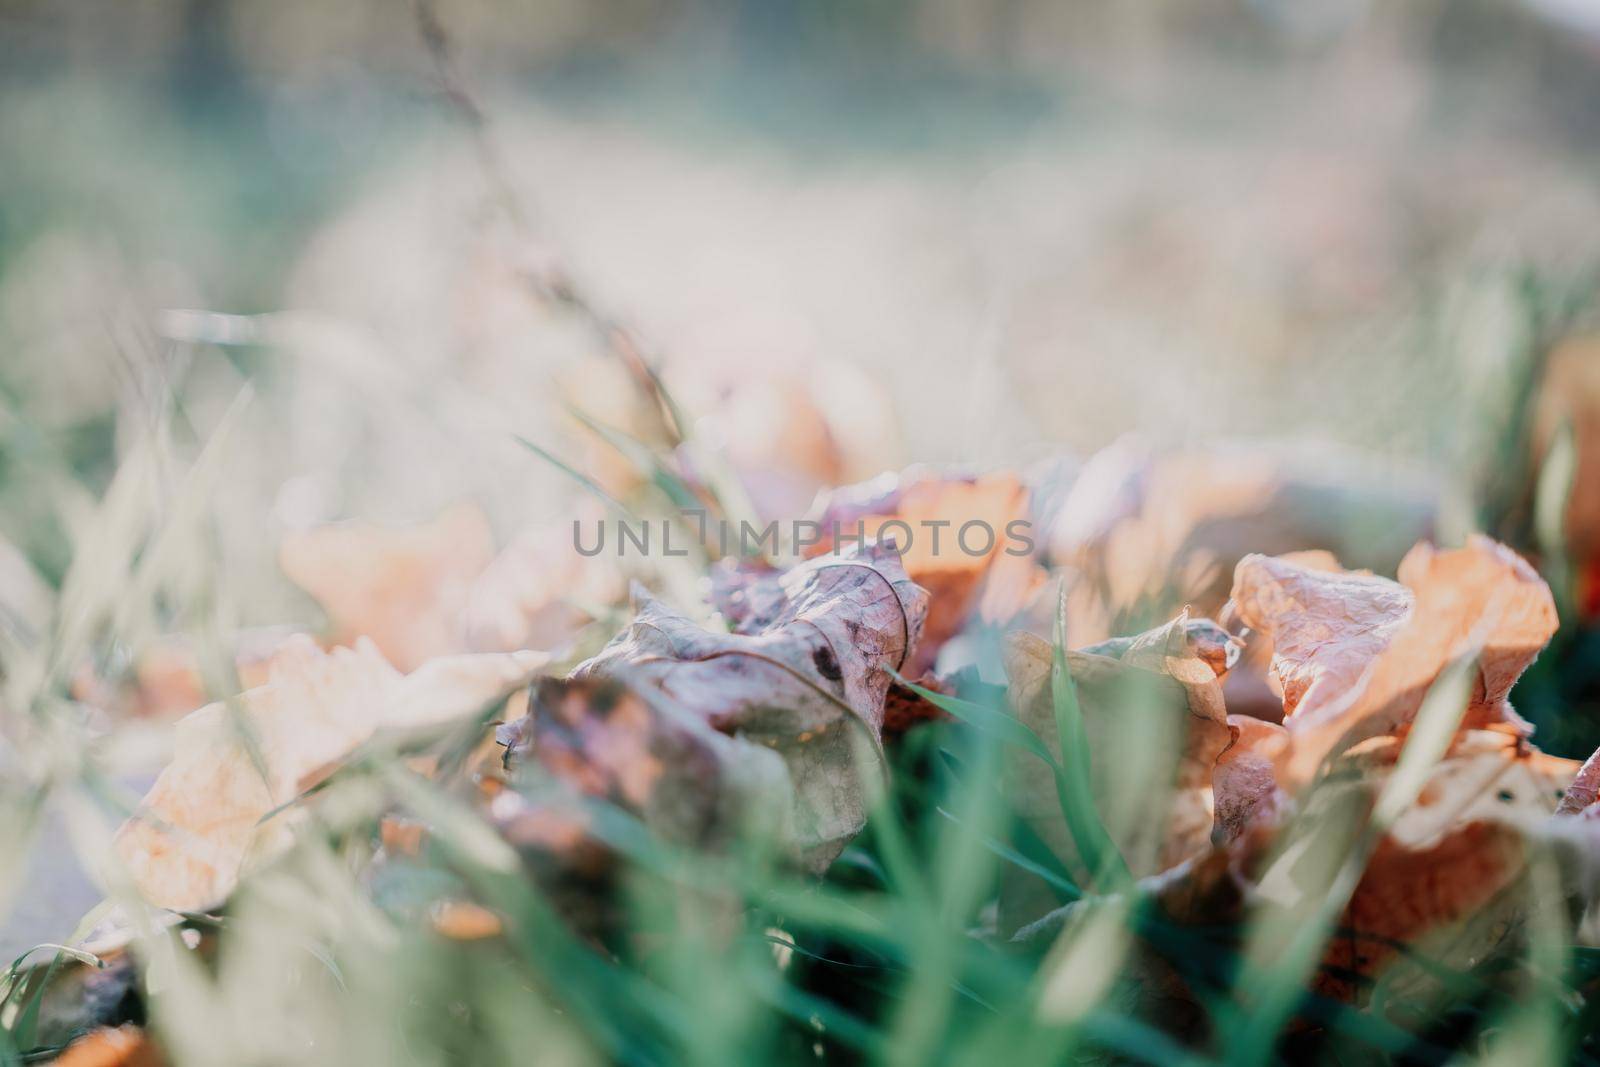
<box><xmin>809</xmin><ymin>467</ymin><xmax>1037</xmax><ymax>675</ymax></box>
<box><xmin>1133</xmin><ymin>729</ymin><xmax>1582</xmax><ymax>1010</ymax></box>
<box><xmin>1305</xmin><ymin>731</ymin><xmax>1576</xmax><ymax>1003</ymax></box>
<box><xmin>1020</xmin><ymin>534</ymin><xmax>1575</xmax><ymax>1013</ymax></box>
<box><xmin>1045</xmin><ymin>438</ymin><xmax>1437</xmax><ymax>647</ymax></box>
<box><xmin>499</xmin><ymin>676</ymin><xmax>791</xmax><ymax>846</ymax></box>
<box><xmin>114</xmin><ymin>634</ymin><xmax>545</xmax><ymax>911</ymax></box>
<box><xmin>1003</xmin><ymin>613</ymin><xmax>1236</xmax><ymax>898</ymax></box>
<box><xmin>1230</xmin><ymin>535</ymin><xmax>1557</xmax><ymax>783</ymax></box>
<box><xmin>1077</xmin><ymin>613</ymin><xmax>1241</xmax><ymax>681</ymax></box>
<box><xmin>566</xmin><ymin>539</ymin><xmax>927</xmax><ymax>871</ymax></box>
<box><xmin>279</xmin><ymin>502</ymin><xmax>495</xmax><ymax>671</ymax></box>
<box><xmin>709</xmin><ymin>553</ymin><xmax>951</xmax><ymax>736</ymax></box>
<box><xmin>1211</xmin><ymin>716</ymin><xmax>1292</xmax><ymax>844</ymax></box>
<box><xmin>494</xmin><ymin>674</ymin><xmax>794</xmax><ymax>936</ymax></box>
<box><xmin>1104</xmin><ymin>536</ymin><xmax>1579</xmax><ymax>1010</ymax></box>
<box><xmin>1557</xmin><ymin>743</ymin><xmax>1600</xmax><ymax>817</ymax></box>
<box><xmin>1213</xmin><ymin>549</ymin><xmax>1345</xmax><ymax>723</ymax></box>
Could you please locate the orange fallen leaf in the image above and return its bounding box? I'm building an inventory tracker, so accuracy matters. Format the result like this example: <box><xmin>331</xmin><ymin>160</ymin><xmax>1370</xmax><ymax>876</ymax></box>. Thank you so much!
<box><xmin>1144</xmin><ymin>729</ymin><xmax>1581</xmax><ymax>1008</ymax></box>
<box><xmin>280</xmin><ymin>502</ymin><xmax>494</xmax><ymax>671</ymax></box>
<box><xmin>1229</xmin><ymin>536</ymin><xmax>1556</xmax><ymax>784</ymax></box>
<box><xmin>115</xmin><ymin>634</ymin><xmax>545</xmax><ymax>911</ymax></box>
<box><xmin>1316</xmin><ymin>730</ymin><xmax>1578</xmax><ymax>1002</ymax></box>
<box><xmin>54</xmin><ymin>1025</ymin><xmax>164</xmax><ymax>1067</ymax></box>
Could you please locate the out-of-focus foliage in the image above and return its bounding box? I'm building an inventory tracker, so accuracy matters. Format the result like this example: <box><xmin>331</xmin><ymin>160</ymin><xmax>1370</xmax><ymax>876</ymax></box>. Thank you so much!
<box><xmin>8</xmin><ymin>2</ymin><xmax>1600</xmax><ymax>1065</ymax></box>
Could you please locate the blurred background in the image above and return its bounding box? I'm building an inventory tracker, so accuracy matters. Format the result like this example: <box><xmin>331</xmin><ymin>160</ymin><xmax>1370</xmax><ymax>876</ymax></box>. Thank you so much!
<box><xmin>4</xmin><ymin>0</ymin><xmax>1600</xmax><ymax>956</ymax></box>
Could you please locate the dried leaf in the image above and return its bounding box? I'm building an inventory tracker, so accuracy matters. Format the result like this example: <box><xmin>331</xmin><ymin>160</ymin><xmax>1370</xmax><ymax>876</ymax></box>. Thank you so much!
<box><xmin>500</xmin><ymin>675</ymin><xmax>793</xmax><ymax>852</ymax></box>
<box><xmin>54</xmin><ymin>1025</ymin><xmax>164</xmax><ymax>1067</ymax></box>
<box><xmin>1079</xmin><ymin>612</ymin><xmax>1240</xmax><ymax>683</ymax></box>
<box><xmin>280</xmin><ymin>503</ymin><xmax>495</xmax><ymax>671</ymax></box>
<box><xmin>569</xmin><ymin>540</ymin><xmax>927</xmax><ymax>870</ymax></box>
<box><xmin>492</xmin><ymin>674</ymin><xmax>795</xmax><ymax>939</ymax></box>
<box><xmin>1557</xmin><ymin>744</ymin><xmax>1600</xmax><ymax>816</ymax></box>
<box><xmin>114</xmin><ymin>635</ymin><xmax>544</xmax><ymax>911</ymax></box>
<box><xmin>1003</xmin><ymin>615</ymin><xmax>1236</xmax><ymax>887</ymax></box>
<box><xmin>1317</xmin><ymin>730</ymin><xmax>1579</xmax><ymax>1001</ymax></box>
<box><xmin>711</xmin><ymin>554</ymin><xmax>950</xmax><ymax>737</ymax></box>
<box><xmin>1229</xmin><ymin>536</ymin><xmax>1557</xmax><ymax>783</ymax></box>
<box><xmin>1212</xmin><ymin>716</ymin><xmax>1292</xmax><ymax>844</ymax></box>
<box><xmin>24</xmin><ymin>950</ymin><xmax>143</xmax><ymax>1057</ymax></box>
<box><xmin>1148</xmin><ymin>730</ymin><xmax>1581</xmax><ymax>1006</ymax></box>
<box><xmin>810</xmin><ymin>468</ymin><xmax>1036</xmax><ymax>675</ymax></box>
<box><xmin>1046</xmin><ymin>439</ymin><xmax>1436</xmax><ymax>645</ymax></box>
<box><xmin>706</xmin><ymin>556</ymin><xmax>790</xmax><ymax>634</ymax></box>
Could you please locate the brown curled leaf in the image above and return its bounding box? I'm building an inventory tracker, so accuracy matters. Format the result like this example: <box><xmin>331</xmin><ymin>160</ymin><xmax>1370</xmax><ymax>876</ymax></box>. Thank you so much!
<box><xmin>1214</xmin><ymin>549</ymin><xmax>1346</xmax><ymax>724</ymax></box>
<box><xmin>567</xmin><ymin>539</ymin><xmax>928</xmax><ymax>871</ymax></box>
<box><xmin>490</xmin><ymin>678</ymin><xmax>790</xmax><ymax>941</ymax></box>
<box><xmin>1079</xmin><ymin>612</ymin><xmax>1241</xmax><ymax>682</ymax></box>
<box><xmin>499</xmin><ymin>676</ymin><xmax>792</xmax><ymax>854</ymax></box>
<box><xmin>1211</xmin><ymin>716</ymin><xmax>1292</xmax><ymax>844</ymax></box>
<box><xmin>711</xmin><ymin>553</ymin><xmax>950</xmax><ymax>738</ymax></box>
<box><xmin>809</xmin><ymin>468</ymin><xmax>1037</xmax><ymax>675</ymax></box>
<box><xmin>1394</xmin><ymin>538</ymin><xmax>1558</xmax><ymax>725</ymax></box>
<box><xmin>1229</xmin><ymin>536</ymin><xmax>1557</xmax><ymax>784</ymax></box>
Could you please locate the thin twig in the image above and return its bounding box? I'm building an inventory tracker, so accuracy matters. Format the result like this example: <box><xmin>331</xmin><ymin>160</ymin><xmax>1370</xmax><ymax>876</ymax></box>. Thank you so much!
<box><xmin>412</xmin><ymin>0</ymin><xmax>683</xmax><ymax>444</ymax></box>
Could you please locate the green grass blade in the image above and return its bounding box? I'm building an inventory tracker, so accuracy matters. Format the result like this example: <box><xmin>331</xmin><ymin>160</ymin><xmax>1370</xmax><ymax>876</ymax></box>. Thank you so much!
<box><xmin>1051</xmin><ymin>587</ymin><xmax>1131</xmax><ymax>886</ymax></box>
